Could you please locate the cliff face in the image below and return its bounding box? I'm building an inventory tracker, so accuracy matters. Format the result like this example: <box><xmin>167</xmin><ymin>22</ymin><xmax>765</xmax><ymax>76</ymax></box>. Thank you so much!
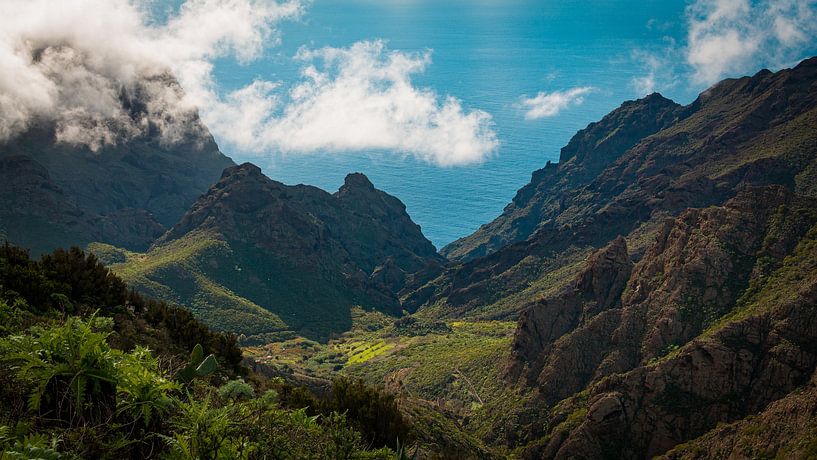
<box><xmin>534</xmin><ymin>210</ymin><xmax>817</xmax><ymax>459</ymax></box>
<box><xmin>0</xmin><ymin>75</ymin><xmax>234</xmax><ymax>255</ymax></box>
<box><xmin>442</xmin><ymin>93</ymin><xmax>682</xmax><ymax>262</ymax></box>
<box><xmin>116</xmin><ymin>163</ymin><xmax>444</xmax><ymax>343</ymax></box>
<box><xmin>406</xmin><ymin>56</ymin><xmax>817</xmax><ymax>322</ymax></box>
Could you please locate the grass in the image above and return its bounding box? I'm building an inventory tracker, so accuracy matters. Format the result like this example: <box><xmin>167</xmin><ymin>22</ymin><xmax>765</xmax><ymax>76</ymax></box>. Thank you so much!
<box><xmin>345</xmin><ymin>340</ymin><xmax>395</xmax><ymax>365</ymax></box>
<box><xmin>90</xmin><ymin>231</ymin><xmax>296</xmax><ymax>345</ymax></box>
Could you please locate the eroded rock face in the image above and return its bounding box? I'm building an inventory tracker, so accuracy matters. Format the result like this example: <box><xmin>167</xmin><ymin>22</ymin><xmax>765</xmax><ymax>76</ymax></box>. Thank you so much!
<box><xmin>661</xmin><ymin>368</ymin><xmax>817</xmax><ymax>459</ymax></box>
<box><xmin>517</xmin><ymin>186</ymin><xmax>817</xmax><ymax>458</ymax></box>
<box><xmin>507</xmin><ymin>236</ymin><xmax>633</xmax><ymax>393</ymax></box>
<box><xmin>0</xmin><ymin>155</ymin><xmax>165</xmax><ymax>253</ymax></box>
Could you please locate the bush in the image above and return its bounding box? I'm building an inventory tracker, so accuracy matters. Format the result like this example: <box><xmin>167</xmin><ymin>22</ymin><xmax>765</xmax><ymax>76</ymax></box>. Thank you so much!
<box><xmin>218</xmin><ymin>380</ymin><xmax>255</xmax><ymax>402</ymax></box>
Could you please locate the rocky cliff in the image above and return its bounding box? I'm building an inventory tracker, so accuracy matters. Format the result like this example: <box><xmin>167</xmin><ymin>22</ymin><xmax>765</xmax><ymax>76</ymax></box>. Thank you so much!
<box><xmin>107</xmin><ymin>163</ymin><xmax>444</xmax><ymax>343</ymax></box>
<box><xmin>407</xmin><ymin>56</ymin><xmax>817</xmax><ymax>322</ymax></box>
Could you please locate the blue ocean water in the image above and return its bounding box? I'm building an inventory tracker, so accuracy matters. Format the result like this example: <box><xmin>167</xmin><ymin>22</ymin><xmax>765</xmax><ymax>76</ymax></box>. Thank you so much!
<box><xmin>213</xmin><ymin>1</ymin><xmax>700</xmax><ymax>248</ymax></box>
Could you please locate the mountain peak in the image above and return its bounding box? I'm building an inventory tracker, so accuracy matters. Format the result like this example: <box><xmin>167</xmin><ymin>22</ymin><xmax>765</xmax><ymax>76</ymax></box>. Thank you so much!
<box><xmin>340</xmin><ymin>172</ymin><xmax>375</xmax><ymax>192</ymax></box>
<box><xmin>221</xmin><ymin>162</ymin><xmax>264</xmax><ymax>180</ymax></box>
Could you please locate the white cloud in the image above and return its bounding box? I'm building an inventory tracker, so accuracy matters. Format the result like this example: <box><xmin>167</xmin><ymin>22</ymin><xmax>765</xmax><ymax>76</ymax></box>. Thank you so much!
<box><xmin>0</xmin><ymin>0</ymin><xmax>497</xmax><ymax>166</ymax></box>
<box><xmin>0</xmin><ymin>0</ymin><xmax>301</xmax><ymax>149</ymax></box>
<box><xmin>686</xmin><ymin>0</ymin><xmax>817</xmax><ymax>85</ymax></box>
<box><xmin>205</xmin><ymin>41</ymin><xmax>498</xmax><ymax>166</ymax></box>
<box><xmin>521</xmin><ymin>87</ymin><xmax>594</xmax><ymax>120</ymax></box>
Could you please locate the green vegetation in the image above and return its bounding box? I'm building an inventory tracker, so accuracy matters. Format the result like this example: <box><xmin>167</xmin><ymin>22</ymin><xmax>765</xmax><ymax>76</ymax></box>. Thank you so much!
<box><xmin>0</xmin><ymin>244</ymin><xmax>410</xmax><ymax>459</ymax></box>
<box><xmin>92</xmin><ymin>230</ymin><xmax>406</xmax><ymax>344</ymax></box>
<box><xmin>90</xmin><ymin>234</ymin><xmax>297</xmax><ymax>345</ymax></box>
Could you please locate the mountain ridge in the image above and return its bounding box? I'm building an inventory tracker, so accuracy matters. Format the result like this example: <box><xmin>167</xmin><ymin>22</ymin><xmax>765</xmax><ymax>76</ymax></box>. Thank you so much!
<box><xmin>103</xmin><ymin>162</ymin><xmax>445</xmax><ymax>343</ymax></box>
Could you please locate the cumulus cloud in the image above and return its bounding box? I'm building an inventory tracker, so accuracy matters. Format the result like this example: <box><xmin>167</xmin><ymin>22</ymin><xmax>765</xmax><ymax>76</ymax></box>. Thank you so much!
<box><xmin>686</xmin><ymin>0</ymin><xmax>817</xmax><ymax>85</ymax></box>
<box><xmin>0</xmin><ymin>0</ymin><xmax>497</xmax><ymax>166</ymax></box>
<box><xmin>206</xmin><ymin>41</ymin><xmax>497</xmax><ymax>166</ymax></box>
<box><xmin>520</xmin><ymin>87</ymin><xmax>594</xmax><ymax>120</ymax></box>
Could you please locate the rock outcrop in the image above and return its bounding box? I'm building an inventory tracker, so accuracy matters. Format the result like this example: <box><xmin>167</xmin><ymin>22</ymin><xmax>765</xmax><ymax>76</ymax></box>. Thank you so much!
<box><xmin>515</xmin><ymin>186</ymin><xmax>817</xmax><ymax>458</ymax></box>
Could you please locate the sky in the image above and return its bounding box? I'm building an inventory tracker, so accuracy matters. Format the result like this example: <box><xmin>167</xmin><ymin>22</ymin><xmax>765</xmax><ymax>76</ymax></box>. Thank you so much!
<box><xmin>1</xmin><ymin>0</ymin><xmax>816</xmax><ymax>245</ymax></box>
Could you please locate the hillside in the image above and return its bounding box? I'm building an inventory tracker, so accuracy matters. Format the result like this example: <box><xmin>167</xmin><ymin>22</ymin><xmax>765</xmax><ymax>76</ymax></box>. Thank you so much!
<box><xmin>281</xmin><ymin>57</ymin><xmax>817</xmax><ymax>459</ymax></box>
<box><xmin>0</xmin><ymin>74</ymin><xmax>234</xmax><ymax>256</ymax></box>
<box><xmin>0</xmin><ymin>243</ymin><xmax>422</xmax><ymax>459</ymax></box>
<box><xmin>405</xmin><ymin>56</ymin><xmax>817</xmax><ymax>323</ymax></box>
<box><xmin>98</xmin><ymin>163</ymin><xmax>445</xmax><ymax>344</ymax></box>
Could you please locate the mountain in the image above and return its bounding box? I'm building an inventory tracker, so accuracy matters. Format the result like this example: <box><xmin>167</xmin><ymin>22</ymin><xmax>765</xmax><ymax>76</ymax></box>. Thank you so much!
<box><xmin>365</xmin><ymin>57</ymin><xmax>817</xmax><ymax>458</ymax></box>
<box><xmin>98</xmin><ymin>163</ymin><xmax>445</xmax><ymax>344</ymax></box>
<box><xmin>405</xmin><ymin>56</ymin><xmax>817</xmax><ymax>323</ymax></box>
<box><xmin>441</xmin><ymin>92</ymin><xmax>683</xmax><ymax>262</ymax></box>
<box><xmin>0</xmin><ymin>80</ymin><xmax>234</xmax><ymax>256</ymax></box>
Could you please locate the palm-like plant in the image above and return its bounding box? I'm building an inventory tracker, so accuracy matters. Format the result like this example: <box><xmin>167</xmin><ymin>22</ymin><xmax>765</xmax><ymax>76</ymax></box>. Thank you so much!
<box><xmin>0</xmin><ymin>315</ymin><xmax>119</xmax><ymax>425</ymax></box>
<box><xmin>115</xmin><ymin>346</ymin><xmax>181</xmax><ymax>429</ymax></box>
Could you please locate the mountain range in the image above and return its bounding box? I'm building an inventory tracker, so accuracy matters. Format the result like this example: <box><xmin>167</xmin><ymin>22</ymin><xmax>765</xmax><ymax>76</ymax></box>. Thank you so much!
<box><xmin>2</xmin><ymin>56</ymin><xmax>817</xmax><ymax>458</ymax></box>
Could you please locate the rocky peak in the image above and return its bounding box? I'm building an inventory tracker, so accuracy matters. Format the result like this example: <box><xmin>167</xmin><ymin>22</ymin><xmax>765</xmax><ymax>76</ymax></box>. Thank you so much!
<box><xmin>441</xmin><ymin>92</ymin><xmax>682</xmax><ymax>261</ymax></box>
<box><xmin>338</xmin><ymin>172</ymin><xmax>376</xmax><ymax>194</ymax></box>
<box><xmin>220</xmin><ymin>162</ymin><xmax>264</xmax><ymax>180</ymax></box>
<box><xmin>158</xmin><ymin>161</ymin><xmax>441</xmax><ymax>278</ymax></box>
<box><xmin>557</xmin><ymin>92</ymin><xmax>681</xmax><ymax>165</ymax></box>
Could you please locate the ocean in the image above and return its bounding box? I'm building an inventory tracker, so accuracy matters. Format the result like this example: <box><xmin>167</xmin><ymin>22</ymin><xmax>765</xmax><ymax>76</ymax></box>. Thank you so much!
<box><xmin>211</xmin><ymin>0</ymin><xmax>703</xmax><ymax>248</ymax></box>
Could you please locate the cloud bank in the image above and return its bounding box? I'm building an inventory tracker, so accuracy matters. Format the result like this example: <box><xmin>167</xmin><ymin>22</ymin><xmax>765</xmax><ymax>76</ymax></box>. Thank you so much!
<box><xmin>632</xmin><ymin>0</ymin><xmax>817</xmax><ymax>94</ymax></box>
<box><xmin>0</xmin><ymin>0</ymin><xmax>302</xmax><ymax>148</ymax></box>
<box><xmin>521</xmin><ymin>87</ymin><xmax>594</xmax><ymax>120</ymax></box>
<box><xmin>0</xmin><ymin>0</ymin><xmax>497</xmax><ymax>166</ymax></box>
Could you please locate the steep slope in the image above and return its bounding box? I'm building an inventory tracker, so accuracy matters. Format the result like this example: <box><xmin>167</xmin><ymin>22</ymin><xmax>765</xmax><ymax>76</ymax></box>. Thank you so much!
<box><xmin>383</xmin><ymin>57</ymin><xmax>817</xmax><ymax>457</ymax></box>
<box><xmin>442</xmin><ymin>93</ymin><xmax>683</xmax><ymax>262</ymax></box>
<box><xmin>103</xmin><ymin>163</ymin><xmax>445</xmax><ymax>343</ymax></box>
<box><xmin>528</xmin><ymin>206</ymin><xmax>817</xmax><ymax>458</ymax></box>
<box><xmin>0</xmin><ymin>77</ymin><xmax>234</xmax><ymax>255</ymax></box>
<box><xmin>406</xmin><ymin>56</ymin><xmax>817</xmax><ymax>323</ymax></box>
<box><xmin>662</xmin><ymin>368</ymin><xmax>817</xmax><ymax>459</ymax></box>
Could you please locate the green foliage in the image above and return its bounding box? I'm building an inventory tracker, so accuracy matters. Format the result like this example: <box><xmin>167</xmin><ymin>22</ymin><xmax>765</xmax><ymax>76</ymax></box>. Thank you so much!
<box><xmin>328</xmin><ymin>378</ymin><xmax>412</xmax><ymax>449</ymax></box>
<box><xmin>218</xmin><ymin>380</ymin><xmax>255</xmax><ymax>402</ymax></box>
<box><xmin>1</xmin><ymin>315</ymin><xmax>119</xmax><ymax>425</ymax></box>
<box><xmin>2</xmin><ymin>434</ymin><xmax>63</xmax><ymax>460</ymax></box>
<box><xmin>175</xmin><ymin>344</ymin><xmax>218</xmax><ymax>383</ymax></box>
<box><xmin>116</xmin><ymin>346</ymin><xmax>181</xmax><ymax>428</ymax></box>
<box><xmin>0</xmin><ymin>243</ymin><xmax>244</xmax><ymax>374</ymax></box>
<box><xmin>161</xmin><ymin>394</ymin><xmax>249</xmax><ymax>460</ymax></box>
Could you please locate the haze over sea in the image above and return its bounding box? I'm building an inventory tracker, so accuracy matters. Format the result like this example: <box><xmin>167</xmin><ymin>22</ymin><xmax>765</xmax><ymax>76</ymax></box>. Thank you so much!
<box><xmin>177</xmin><ymin>0</ymin><xmax>814</xmax><ymax>248</ymax></box>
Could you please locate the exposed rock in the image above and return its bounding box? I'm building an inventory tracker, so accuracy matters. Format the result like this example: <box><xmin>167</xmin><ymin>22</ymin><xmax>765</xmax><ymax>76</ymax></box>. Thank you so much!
<box><xmin>442</xmin><ymin>93</ymin><xmax>682</xmax><ymax>262</ymax></box>
<box><xmin>506</xmin><ymin>236</ymin><xmax>632</xmax><ymax>391</ymax></box>
<box><xmin>519</xmin><ymin>188</ymin><xmax>817</xmax><ymax>458</ymax></box>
